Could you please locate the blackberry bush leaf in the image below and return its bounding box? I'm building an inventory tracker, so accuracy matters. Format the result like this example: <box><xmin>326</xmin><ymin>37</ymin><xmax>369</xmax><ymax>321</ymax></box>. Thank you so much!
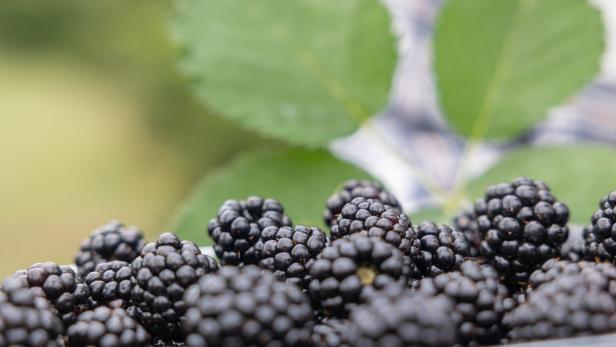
<box><xmin>169</xmin><ymin>148</ymin><xmax>370</xmax><ymax>244</ymax></box>
<box><xmin>434</xmin><ymin>0</ymin><xmax>603</xmax><ymax>140</ymax></box>
<box><xmin>469</xmin><ymin>146</ymin><xmax>616</xmax><ymax>224</ymax></box>
<box><xmin>173</xmin><ymin>0</ymin><xmax>397</xmax><ymax>147</ymax></box>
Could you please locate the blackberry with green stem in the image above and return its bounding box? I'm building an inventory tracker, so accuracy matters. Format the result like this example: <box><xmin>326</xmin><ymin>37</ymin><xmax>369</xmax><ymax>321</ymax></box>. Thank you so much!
<box><xmin>75</xmin><ymin>220</ymin><xmax>145</xmax><ymax>277</ymax></box>
<box><xmin>208</xmin><ymin>196</ymin><xmax>292</xmax><ymax>265</ymax></box>
<box><xmin>130</xmin><ymin>232</ymin><xmax>218</xmax><ymax>341</ymax></box>
<box><xmin>255</xmin><ymin>225</ymin><xmax>328</xmax><ymax>288</ymax></box>
<box><xmin>324</xmin><ymin>179</ymin><xmax>401</xmax><ymax>227</ymax></box>
<box><xmin>308</xmin><ymin>235</ymin><xmax>409</xmax><ymax>317</ymax></box>
<box><xmin>183</xmin><ymin>265</ymin><xmax>314</xmax><ymax>347</ymax></box>
<box><xmin>472</xmin><ymin>177</ymin><xmax>570</xmax><ymax>287</ymax></box>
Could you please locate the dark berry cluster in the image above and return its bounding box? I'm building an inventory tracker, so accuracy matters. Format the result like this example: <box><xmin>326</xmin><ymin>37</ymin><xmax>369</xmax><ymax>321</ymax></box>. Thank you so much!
<box><xmin>130</xmin><ymin>233</ymin><xmax>218</xmax><ymax>340</ymax></box>
<box><xmin>308</xmin><ymin>235</ymin><xmax>408</xmax><ymax>317</ymax></box>
<box><xmin>311</xmin><ymin>319</ymin><xmax>350</xmax><ymax>347</ymax></box>
<box><xmin>75</xmin><ymin>220</ymin><xmax>145</xmax><ymax>277</ymax></box>
<box><xmin>85</xmin><ymin>260</ymin><xmax>133</xmax><ymax>308</ymax></box>
<box><xmin>414</xmin><ymin>221</ymin><xmax>477</xmax><ymax>277</ymax></box>
<box><xmin>472</xmin><ymin>177</ymin><xmax>570</xmax><ymax>287</ymax></box>
<box><xmin>208</xmin><ymin>196</ymin><xmax>292</xmax><ymax>265</ymax></box>
<box><xmin>584</xmin><ymin>190</ymin><xmax>616</xmax><ymax>262</ymax></box>
<box><xmin>416</xmin><ymin>260</ymin><xmax>514</xmax><ymax>345</ymax></box>
<box><xmin>4</xmin><ymin>262</ymin><xmax>90</xmax><ymax>328</ymax></box>
<box><xmin>323</xmin><ymin>179</ymin><xmax>400</xmax><ymax>227</ymax></box>
<box><xmin>330</xmin><ymin>197</ymin><xmax>418</xmax><ymax>255</ymax></box>
<box><xmin>67</xmin><ymin>306</ymin><xmax>150</xmax><ymax>347</ymax></box>
<box><xmin>255</xmin><ymin>225</ymin><xmax>328</xmax><ymax>288</ymax></box>
<box><xmin>183</xmin><ymin>265</ymin><xmax>314</xmax><ymax>347</ymax></box>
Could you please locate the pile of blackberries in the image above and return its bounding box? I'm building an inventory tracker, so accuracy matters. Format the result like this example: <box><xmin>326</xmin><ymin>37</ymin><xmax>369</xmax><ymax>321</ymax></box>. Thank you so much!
<box><xmin>4</xmin><ymin>177</ymin><xmax>616</xmax><ymax>346</ymax></box>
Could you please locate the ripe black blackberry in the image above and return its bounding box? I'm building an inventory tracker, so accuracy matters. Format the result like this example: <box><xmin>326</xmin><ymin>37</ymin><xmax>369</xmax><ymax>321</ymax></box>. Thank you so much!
<box><xmin>311</xmin><ymin>319</ymin><xmax>351</xmax><ymax>347</ymax></box>
<box><xmin>183</xmin><ymin>265</ymin><xmax>314</xmax><ymax>347</ymax></box>
<box><xmin>85</xmin><ymin>260</ymin><xmax>133</xmax><ymax>308</ymax></box>
<box><xmin>4</xmin><ymin>262</ymin><xmax>90</xmax><ymax>328</ymax></box>
<box><xmin>323</xmin><ymin>179</ymin><xmax>401</xmax><ymax>227</ymax></box>
<box><xmin>255</xmin><ymin>225</ymin><xmax>328</xmax><ymax>288</ymax></box>
<box><xmin>453</xmin><ymin>209</ymin><xmax>482</xmax><ymax>249</ymax></box>
<box><xmin>130</xmin><ymin>232</ymin><xmax>218</xmax><ymax>340</ymax></box>
<box><xmin>0</xmin><ymin>283</ymin><xmax>64</xmax><ymax>347</ymax></box>
<box><xmin>330</xmin><ymin>197</ymin><xmax>419</xmax><ymax>256</ymax></box>
<box><xmin>415</xmin><ymin>221</ymin><xmax>477</xmax><ymax>277</ymax></box>
<box><xmin>528</xmin><ymin>258</ymin><xmax>616</xmax><ymax>290</ymax></box>
<box><xmin>584</xmin><ymin>190</ymin><xmax>616</xmax><ymax>262</ymax></box>
<box><xmin>415</xmin><ymin>260</ymin><xmax>515</xmax><ymax>345</ymax></box>
<box><xmin>208</xmin><ymin>196</ymin><xmax>292</xmax><ymax>265</ymax></box>
<box><xmin>347</xmin><ymin>291</ymin><xmax>458</xmax><ymax>347</ymax></box>
<box><xmin>75</xmin><ymin>220</ymin><xmax>145</xmax><ymax>277</ymax></box>
<box><xmin>472</xmin><ymin>177</ymin><xmax>570</xmax><ymax>287</ymax></box>
<box><xmin>308</xmin><ymin>235</ymin><xmax>408</xmax><ymax>317</ymax></box>
<box><xmin>67</xmin><ymin>306</ymin><xmax>151</xmax><ymax>347</ymax></box>
<box><xmin>504</xmin><ymin>273</ymin><xmax>616</xmax><ymax>342</ymax></box>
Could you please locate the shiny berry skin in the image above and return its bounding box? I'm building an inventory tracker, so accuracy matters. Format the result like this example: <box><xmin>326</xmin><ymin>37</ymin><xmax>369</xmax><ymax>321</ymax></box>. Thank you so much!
<box><xmin>85</xmin><ymin>260</ymin><xmax>133</xmax><ymax>308</ymax></box>
<box><xmin>415</xmin><ymin>221</ymin><xmax>477</xmax><ymax>277</ymax></box>
<box><xmin>130</xmin><ymin>232</ymin><xmax>218</xmax><ymax>340</ymax></box>
<box><xmin>67</xmin><ymin>307</ymin><xmax>150</xmax><ymax>347</ymax></box>
<box><xmin>584</xmin><ymin>190</ymin><xmax>616</xmax><ymax>262</ymax></box>
<box><xmin>208</xmin><ymin>196</ymin><xmax>292</xmax><ymax>265</ymax></box>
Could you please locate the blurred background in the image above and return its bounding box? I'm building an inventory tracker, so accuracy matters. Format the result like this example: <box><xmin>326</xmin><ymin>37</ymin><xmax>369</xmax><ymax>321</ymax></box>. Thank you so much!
<box><xmin>0</xmin><ymin>1</ymin><xmax>279</xmax><ymax>275</ymax></box>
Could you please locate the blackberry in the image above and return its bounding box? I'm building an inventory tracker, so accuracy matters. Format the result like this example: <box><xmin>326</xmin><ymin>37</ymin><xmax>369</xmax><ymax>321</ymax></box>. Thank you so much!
<box><xmin>255</xmin><ymin>225</ymin><xmax>328</xmax><ymax>288</ymax></box>
<box><xmin>4</xmin><ymin>262</ymin><xmax>90</xmax><ymax>328</ymax></box>
<box><xmin>85</xmin><ymin>261</ymin><xmax>133</xmax><ymax>308</ymax></box>
<box><xmin>504</xmin><ymin>273</ymin><xmax>616</xmax><ymax>342</ymax></box>
<box><xmin>330</xmin><ymin>197</ymin><xmax>419</xmax><ymax>256</ymax></box>
<box><xmin>453</xmin><ymin>209</ymin><xmax>482</xmax><ymax>249</ymax></box>
<box><xmin>415</xmin><ymin>260</ymin><xmax>515</xmax><ymax>345</ymax></box>
<box><xmin>67</xmin><ymin>306</ymin><xmax>150</xmax><ymax>347</ymax></box>
<box><xmin>415</xmin><ymin>221</ymin><xmax>477</xmax><ymax>277</ymax></box>
<box><xmin>472</xmin><ymin>177</ymin><xmax>570</xmax><ymax>287</ymax></box>
<box><xmin>324</xmin><ymin>179</ymin><xmax>401</xmax><ymax>227</ymax></box>
<box><xmin>183</xmin><ymin>265</ymin><xmax>314</xmax><ymax>347</ymax></box>
<box><xmin>311</xmin><ymin>319</ymin><xmax>351</xmax><ymax>347</ymax></box>
<box><xmin>308</xmin><ymin>235</ymin><xmax>408</xmax><ymax>317</ymax></box>
<box><xmin>584</xmin><ymin>190</ymin><xmax>616</xmax><ymax>262</ymax></box>
<box><xmin>208</xmin><ymin>196</ymin><xmax>292</xmax><ymax>265</ymax></box>
<box><xmin>528</xmin><ymin>258</ymin><xmax>616</xmax><ymax>291</ymax></box>
<box><xmin>0</xmin><ymin>283</ymin><xmax>63</xmax><ymax>347</ymax></box>
<box><xmin>130</xmin><ymin>232</ymin><xmax>218</xmax><ymax>340</ymax></box>
<box><xmin>347</xmin><ymin>291</ymin><xmax>458</xmax><ymax>347</ymax></box>
<box><xmin>75</xmin><ymin>220</ymin><xmax>145</xmax><ymax>277</ymax></box>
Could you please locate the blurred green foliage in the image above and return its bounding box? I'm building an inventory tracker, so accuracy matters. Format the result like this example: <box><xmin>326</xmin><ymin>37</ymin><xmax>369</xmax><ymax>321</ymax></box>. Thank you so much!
<box><xmin>0</xmin><ymin>0</ymin><xmax>278</xmax><ymax>275</ymax></box>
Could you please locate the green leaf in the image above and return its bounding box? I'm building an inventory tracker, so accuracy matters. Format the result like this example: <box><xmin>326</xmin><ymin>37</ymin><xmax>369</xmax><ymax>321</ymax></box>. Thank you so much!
<box><xmin>173</xmin><ymin>0</ymin><xmax>397</xmax><ymax>147</ymax></box>
<box><xmin>169</xmin><ymin>148</ymin><xmax>371</xmax><ymax>245</ymax></box>
<box><xmin>469</xmin><ymin>145</ymin><xmax>616</xmax><ymax>225</ymax></box>
<box><xmin>434</xmin><ymin>0</ymin><xmax>604</xmax><ymax>140</ymax></box>
<box><xmin>409</xmin><ymin>207</ymin><xmax>450</xmax><ymax>225</ymax></box>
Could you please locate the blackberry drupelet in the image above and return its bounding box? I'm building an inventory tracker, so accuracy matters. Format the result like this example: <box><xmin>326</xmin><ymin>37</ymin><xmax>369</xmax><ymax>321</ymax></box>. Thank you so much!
<box><xmin>75</xmin><ymin>220</ymin><xmax>145</xmax><ymax>277</ymax></box>
<box><xmin>67</xmin><ymin>306</ymin><xmax>150</xmax><ymax>347</ymax></box>
<box><xmin>472</xmin><ymin>177</ymin><xmax>570</xmax><ymax>287</ymax></box>
<box><xmin>183</xmin><ymin>265</ymin><xmax>314</xmax><ymax>347</ymax></box>
<box><xmin>308</xmin><ymin>235</ymin><xmax>408</xmax><ymax>317</ymax></box>
<box><xmin>311</xmin><ymin>319</ymin><xmax>351</xmax><ymax>347</ymax></box>
<box><xmin>347</xmin><ymin>291</ymin><xmax>458</xmax><ymax>347</ymax></box>
<box><xmin>584</xmin><ymin>190</ymin><xmax>616</xmax><ymax>262</ymax></box>
<box><xmin>0</xmin><ymin>283</ymin><xmax>64</xmax><ymax>347</ymax></box>
<box><xmin>330</xmin><ymin>197</ymin><xmax>419</xmax><ymax>256</ymax></box>
<box><xmin>528</xmin><ymin>258</ymin><xmax>616</xmax><ymax>291</ymax></box>
<box><xmin>4</xmin><ymin>262</ymin><xmax>90</xmax><ymax>328</ymax></box>
<box><xmin>504</xmin><ymin>273</ymin><xmax>616</xmax><ymax>342</ymax></box>
<box><xmin>416</xmin><ymin>260</ymin><xmax>515</xmax><ymax>345</ymax></box>
<box><xmin>255</xmin><ymin>225</ymin><xmax>328</xmax><ymax>288</ymax></box>
<box><xmin>415</xmin><ymin>221</ymin><xmax>477</xmax><ymax>277</ymax></box>
<box><xmin>130</xmin><ymin>232</ymin><xmax>218</xmax><ymax>340</ymax></box>
<box><xmin>323</xmin><ymin>179</ymin><xmax>401</xmax><ymax>227</ymax></box>
<box><xmin>85</xmin><ymin>260</ymin><xmax>133</xmax><ymax>308</ymax></box>
<box><xmin>208</xmin><ymin>196</ymin><xmax>292</xmax><ymax>265</ymax></box>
